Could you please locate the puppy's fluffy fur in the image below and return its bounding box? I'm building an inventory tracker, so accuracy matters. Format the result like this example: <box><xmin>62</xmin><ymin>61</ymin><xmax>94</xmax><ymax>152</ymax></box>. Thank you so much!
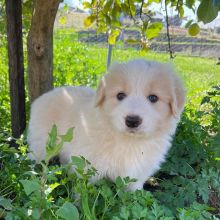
<box><xmin>28</xmin><ymin>59</ymin><xmax>185</xmax><ymax>190</ymax></box>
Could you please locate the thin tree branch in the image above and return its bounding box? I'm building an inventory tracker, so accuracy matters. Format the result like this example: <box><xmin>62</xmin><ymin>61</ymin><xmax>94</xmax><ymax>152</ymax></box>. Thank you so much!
<box><xmin>140</xmin><ymin>0</ymin><xmax>144</xmax><ymax>22</ymax></box>
<box><xmin>165</xmin><ymin>0</ymin><xmax>175</xmax><ymax>59</ymax></box>
<box><xmin>128</xmin><ymin>0</ymin><xmax>139</xmax><ymax>26</ymax></box>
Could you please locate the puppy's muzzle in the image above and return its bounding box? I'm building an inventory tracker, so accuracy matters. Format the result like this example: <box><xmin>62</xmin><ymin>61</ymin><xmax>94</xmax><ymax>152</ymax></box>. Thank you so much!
<box><xmin>125</xmin><ymin>115</ymin><xmax>142</xmax><ymax>128</ymax></box>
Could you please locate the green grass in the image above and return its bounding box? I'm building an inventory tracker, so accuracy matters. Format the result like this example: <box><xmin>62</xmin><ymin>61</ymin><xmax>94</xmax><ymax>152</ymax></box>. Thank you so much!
<box><xmin>0</xmin><ymin>31</ymin><xmax>219</xmax><ymax>219</ymax></box>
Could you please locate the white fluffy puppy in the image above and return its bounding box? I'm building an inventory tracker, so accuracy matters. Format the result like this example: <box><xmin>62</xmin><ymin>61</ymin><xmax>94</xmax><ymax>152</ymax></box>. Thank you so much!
<box><xmin>28</xmin><ymin>59</ymin><xmax>185</xmax><ymax>190</ymax></box>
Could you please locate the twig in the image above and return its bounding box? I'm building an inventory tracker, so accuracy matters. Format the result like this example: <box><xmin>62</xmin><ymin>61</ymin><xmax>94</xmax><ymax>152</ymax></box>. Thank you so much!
<box><xmin>140</xmin><ymin>0</ymin><xmax>152</xmax><ymax>26</ymax></box>
<box><xmin>176</xmin><ymin>0</ymin><xmax>181</xmax><ymax>17</ymax></box>
<box><xmin>165</xmin><ymin>0</ymin><xmax>175</xmax><ymax>59</ymax></box>
<box><xmin>128</xmin><ymin>0</ymin><xmax>139</xmax><ymax>26</ymax></box>
<box><xmin>140</xmin><ymin>0</ymin><xmax>144</xmax><ymax>22</ymax></box>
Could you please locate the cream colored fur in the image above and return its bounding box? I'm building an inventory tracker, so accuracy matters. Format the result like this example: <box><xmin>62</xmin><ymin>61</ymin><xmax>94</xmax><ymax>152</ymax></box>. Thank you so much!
<box><xmin>28</xmin><ymin>59</ymin><xmax>185</xmax><ymax>190</ymax></box>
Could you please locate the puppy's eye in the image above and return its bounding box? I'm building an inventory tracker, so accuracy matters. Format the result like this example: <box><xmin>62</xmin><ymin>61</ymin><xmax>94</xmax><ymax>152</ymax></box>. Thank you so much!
<box><xmin>117</xmin><ymin>92</ymin><xmax>126</xmax><ymax>101</ymax></box>
<box><xmin>148</xmin><ymin>94</ymin><xmax>158</xmax><ymax>103</ymax></box>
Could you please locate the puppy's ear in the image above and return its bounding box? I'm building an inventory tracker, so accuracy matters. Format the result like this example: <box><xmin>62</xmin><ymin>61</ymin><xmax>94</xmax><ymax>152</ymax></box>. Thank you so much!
<box><xmin>170</xmin><ymin>76</ymin><xmax>186</xmax><ymax>118</ymax></box>
<box><xmin>95</xmin><ymin>77</ymin><xmax>106</xmax><ymax>107</ymax></box>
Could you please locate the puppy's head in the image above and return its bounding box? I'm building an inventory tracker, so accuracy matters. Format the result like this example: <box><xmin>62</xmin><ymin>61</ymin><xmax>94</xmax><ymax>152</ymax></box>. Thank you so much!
<box><xmin>95</xmin><ymin>59</ymin><xmax>185</xmax><ymax>137</ymax></box>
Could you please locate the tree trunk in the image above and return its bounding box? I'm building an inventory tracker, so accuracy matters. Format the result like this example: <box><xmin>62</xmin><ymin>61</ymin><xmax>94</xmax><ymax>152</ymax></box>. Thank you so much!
<box><xmin>6</xmin><ymin>0</ymin><xmax>26</xmax><ymax>138</ymax></box>
<box><xmin>27</xmin><ymin>0</ymin><xmax>60</xmax><ymax>103</ymax></box>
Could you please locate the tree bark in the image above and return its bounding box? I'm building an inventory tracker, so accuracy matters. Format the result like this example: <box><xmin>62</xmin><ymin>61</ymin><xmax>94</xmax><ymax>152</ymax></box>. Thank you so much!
<box><xmin>27</xmin><ymin>0</ymin><xmax>60</xmax><ymax>103</ymax></box>
<box><xmin>6</xmin><ymin>0</ymin><xmax>26</xmax><ymax>138</ymax></box>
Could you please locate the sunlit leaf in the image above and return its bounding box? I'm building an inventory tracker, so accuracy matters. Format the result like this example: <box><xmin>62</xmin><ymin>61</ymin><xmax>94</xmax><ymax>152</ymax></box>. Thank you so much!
<box><xmin>59</xmin><ymin>16</ymin><xmax>67</xmax><ymax>25</ymax></box>
<box><xmin>84</xmin><ymin>15</ymin><xmax>96</xmax><ymax>27</ymax></box>
<box><xmin>178</xmin><ymin>6</ymin><xmax>184</xmax><ymax>18</ymax></box>
<box><xmin>146</xmin><ymin>22</ymin><xmax>163</xmax><ymax>40</ymax></box>
<box><xmin>115</xmin><ymin>176</ymin><xmax>125</xmax><ymax>188</ymax></box>
<box><xmin>108</xmin><ymin>29</ymin><xmax>120</xmax><ymax>45</ymax></box>
<box><xmin>49</xmin><ymin>182</ymin><xmax>60</xmax><ymax>191</ymax></box>
<box><xmin>83</xmin><ymin>1</ymin><xmax>91</xmax><ymax>9</ymax></box>
<box><xmin>188</xmin><ymin>23</ymin><xmax>200</xmax><ymax>36</ymax></box>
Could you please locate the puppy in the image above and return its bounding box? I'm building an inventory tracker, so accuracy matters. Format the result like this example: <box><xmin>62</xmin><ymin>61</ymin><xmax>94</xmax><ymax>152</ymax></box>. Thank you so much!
<box><xmin>28</xmin><ymin>59</ymin><xmax>185</xmax><ymax>190</ymax></box>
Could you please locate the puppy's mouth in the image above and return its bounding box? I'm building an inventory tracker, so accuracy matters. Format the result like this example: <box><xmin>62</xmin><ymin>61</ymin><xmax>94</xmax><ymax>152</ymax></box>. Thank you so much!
<box><xmin>127</xmin><ymin>128</ymin><xmax>137</xmax><ymax>134</ymax></box>
<box><xmin>125</xmin><ymin>128</ymin><xmax>145</xmax><ymax>137</ymax></box>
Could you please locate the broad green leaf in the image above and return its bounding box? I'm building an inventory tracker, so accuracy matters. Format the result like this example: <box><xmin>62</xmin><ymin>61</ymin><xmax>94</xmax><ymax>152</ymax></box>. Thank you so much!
<box><xmin>71</xmin><ymin>156</ymin><xmax>87</xmax><ymax>170</ymax></box>
<box><xmin>20</xmin><ymin>180</ymin><xmax>40</xmax><ymax>196</ymax></box>
<box><xmin>0</xmin><ymin>197</ymin><xmax>12</xmax><ymax>210</ymax></box>
<box><xmin>179</xmin><ymin>6</ymin><xmax>184</xmax><ymax>18</ymax></box>
<box><xmin>46</xmin><ymin>124</ymin><xmax>58</xmax><ymax>151</ymax></box>
<box><xmin>84</xmin><ymin>15</ymin><xmax>96</xmax><ymax>27</ymax></box>
<box><xmin>188</xmin><ymin>23</ymin><xmax>200</xmax><ymax>36</ymax></box>
<box><xmin>146</xmin><ymin>22</ymin><xmax>163</xmax><ymax>40</ymax></box>
<box><xmin>60</xmin><ymin>127</ymin><xmax>73</xmax><ymax>142</ymax></box>
<box><xmin>45</xmin><ymin>125</ymin><xmax>59</xmax><ymax>162</ymax></box>
<box><xmin>197</xmin><ymin>0</ymin><xmax>219</xmax><ymax>24</ymax></box>
<box><xmin>108</xmin><ymin>29</ymin><xmax>120</xmax><ymax>45</ymax></box>
<box><xmin>115</xmin><ymin>176</ymin><xmax>125</xmax><ymax>188</ymax></box>
<box><xmin>56</xmin><ymin>202</ymin><xmax>79</xmax><ymax>220</ymax></box>
<box><xmin>45</xmin><ymin>127</ymin><xmax>73</xmax><ymax>163</ymax></box>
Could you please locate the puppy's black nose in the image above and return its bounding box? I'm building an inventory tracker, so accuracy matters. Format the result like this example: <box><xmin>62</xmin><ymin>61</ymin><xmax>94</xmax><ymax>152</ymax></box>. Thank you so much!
<box><xmin>125</xmin><ymin>115</ymin><xmax>142</xmax><ymax>128</ymax></box>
